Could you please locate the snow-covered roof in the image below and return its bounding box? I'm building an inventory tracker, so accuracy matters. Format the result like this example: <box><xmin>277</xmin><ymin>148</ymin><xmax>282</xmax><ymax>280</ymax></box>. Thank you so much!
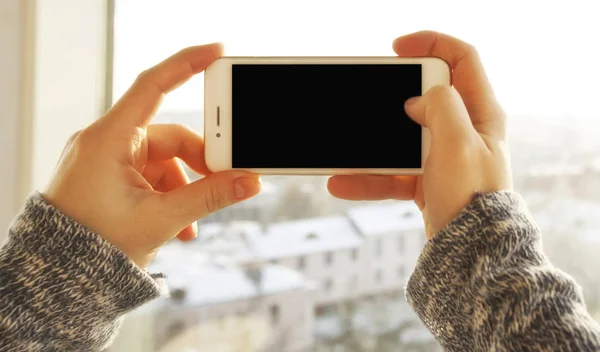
<box><xmin>244</xmin><ymin>215</ymin><xmax>363</xmax><ymax>260</ymax></box>
<box><xmin>198</xmin><ymin>221</ymin><xmax>263</xmax><ymax>240</ymax></box>
<box><xmin>152</xmin><ymin>261</ymin><xmax>313</xmax><ymax>307</ymax></box>
<box><xmin>347</xmin><ymin>202</ymin><xmax>423</xmax><ymax>236</ymax></box>
<box><xmin>155</xmin><ymin>221</ymin><xmax>260</xmax><ymax>265</ymax></box>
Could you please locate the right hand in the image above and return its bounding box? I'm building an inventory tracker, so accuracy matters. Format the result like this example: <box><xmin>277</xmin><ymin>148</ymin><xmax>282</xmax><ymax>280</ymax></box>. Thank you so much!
<box><xmin>327</xmin><ymin>31</ymin><xmax>513</xmax><ymax>239</ymax></box>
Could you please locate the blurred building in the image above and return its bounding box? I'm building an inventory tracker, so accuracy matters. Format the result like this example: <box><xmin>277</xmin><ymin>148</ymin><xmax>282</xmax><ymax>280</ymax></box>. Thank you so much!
<box><xmin>111</xmin><ymin>260</ymin><xmax>316</xmax><ymax>352</ymax></box>
<box><xmin>241</xmin><ymin>202</ymin><xmax>424</xmax><ymax>306</ymax></box>
<box><xmin>518</xmin><ymin>162</ymin><xmax>600</xmax><ymax>201</ymax></box>
<box><xmin>108</xmin><ymin>202</ymin><xmax>425</xmax><ymax>352</ymax></box>
<box><xmin>242</xmin><ymin>215</ymin><xmax>364</xmax><ymax>305</ymax></box>
<box><xmin>110</xmin><ymin>200</ymin><xmax>428</xmax><ymax>351</ymax></box>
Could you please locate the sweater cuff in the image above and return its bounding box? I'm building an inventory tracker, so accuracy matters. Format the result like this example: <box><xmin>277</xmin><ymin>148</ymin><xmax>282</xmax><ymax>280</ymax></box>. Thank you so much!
<box><xmin>405</xmin><ymin>191</ymin><xmax>539</xmax><ymax>344</ymax></box>
<box><xmin>7</xmin><ymin>193</ymin><xmax>167</xmax><ymax>313</ymax></box>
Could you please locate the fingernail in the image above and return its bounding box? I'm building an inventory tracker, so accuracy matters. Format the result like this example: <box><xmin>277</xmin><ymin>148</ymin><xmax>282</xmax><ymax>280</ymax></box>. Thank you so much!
<box><xmin>405</xmin><ymin>96</ymin><xmax>421</xmax><ymax>106</ymax></box>
<box><xmin>234</xmin><ymin>177</ymin><xmax>261</xmax><ymax>199</ymax></box>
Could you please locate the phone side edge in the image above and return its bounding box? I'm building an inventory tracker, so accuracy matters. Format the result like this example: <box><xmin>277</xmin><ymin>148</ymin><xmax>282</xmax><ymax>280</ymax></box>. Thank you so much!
<box><xmin>421</xmin><ymin>58</ymin><xmax>452</xmax><ymax>172</ymax></box>
<box><xmin>204</xmin><ymin>58</ymin><xmax>233</xmax><ymax>172</ymax></box>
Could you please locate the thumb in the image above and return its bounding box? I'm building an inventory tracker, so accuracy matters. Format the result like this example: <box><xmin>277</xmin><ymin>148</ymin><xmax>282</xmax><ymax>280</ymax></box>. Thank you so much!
<box><xmin>157</xmin><ymin>171</ymin><xmax>261</xmax><ymax>230</ymax></box>
<box><xmin>404</xmin><ymin>85</ymin><xmax>475</xmax><ymax>144</ymax></box>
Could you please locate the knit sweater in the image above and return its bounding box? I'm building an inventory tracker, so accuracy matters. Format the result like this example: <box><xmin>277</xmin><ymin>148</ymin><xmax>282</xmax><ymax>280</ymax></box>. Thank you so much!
<box><xmin>1</xmin><ymin>192</ymin><xmax>599</xmax><ymax>351</ymax></box>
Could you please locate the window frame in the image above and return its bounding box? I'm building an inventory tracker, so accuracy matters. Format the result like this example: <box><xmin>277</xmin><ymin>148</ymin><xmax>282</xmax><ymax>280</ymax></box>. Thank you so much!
<box><xmin>398</xmin><ymin>234</ymin><xmax>405</xmax><ymax>253</ymax></box>
<box><xmin>351</xmin><ymin>248</ymin><xmax>358</xmax><ymax>261</ymax></box>
<box><xmin>0</xmin><ymin>0</ymin><xmax>113</xmax><ymax>243</ymax></box>
<box><xmin>376</xmin><ymin>238</ymin><xmax>383</xmax><ymax>257</ymax></box>
<box><xmin>269</xmin><ymin>304</ymin><xmax>280</xmax><ymax>325</ymax></box>
<box><xmin>376</xmin><ymin>269</ymin><xmax>383</xmax><ymax>283</ymax></box>
<box><xmin>324</xmin><ymin>278</ymin><xmax>333</xmax><ymax>292</ymax></box>
<box><xmin>325</xmin><ymin>251</ymin><xmax>333</xmax><ymax>266</ymax></box>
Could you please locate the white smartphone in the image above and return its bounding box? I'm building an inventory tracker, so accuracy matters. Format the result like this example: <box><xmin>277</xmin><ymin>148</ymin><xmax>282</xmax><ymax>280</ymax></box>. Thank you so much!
<box><xmin>204</xmin><ymin>57</ymin><xmax>450</xmax><ymax>175</ymax></box>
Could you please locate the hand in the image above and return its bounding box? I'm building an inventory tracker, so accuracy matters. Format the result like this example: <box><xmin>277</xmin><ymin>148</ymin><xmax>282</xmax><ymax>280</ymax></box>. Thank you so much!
<box><xmin>43</xmin><ymin>43</ymin><xmax>261</xmax><ymax>268</ymax></box>
<box><xmin>327</xmin><ymin>31</ymin><xmax>512</xmax><ymax>239</ymax></box>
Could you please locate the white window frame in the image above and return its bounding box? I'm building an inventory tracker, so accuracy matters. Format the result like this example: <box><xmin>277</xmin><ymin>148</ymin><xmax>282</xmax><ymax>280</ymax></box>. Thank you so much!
<box><xmin>0</xmin><ymin>0</ymin><xmax>113</xmax><ymax>242</ymax></box>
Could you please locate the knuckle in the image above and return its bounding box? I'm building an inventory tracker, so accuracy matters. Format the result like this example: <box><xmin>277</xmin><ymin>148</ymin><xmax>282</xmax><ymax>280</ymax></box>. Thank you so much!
<box><xmin>66</xmin><ymin>130</ymin><xmax>82</xmax><ymax>146</ymax></box>
<box><xmin>170</xmin><ymin>123</ymin><xmax>196</xmax><ymax>156</ymax></box>
<box><xmin>135</xmin><ymin>69</ymin><xmax>152</xmax><ymax>85</ymax></box>
<box><xmin>494</xmin><ymin>102</ymin><xmax>508</xmax><ymax>121</ymax></box>
<box><xmin>203</xmin><ymin>185</ymin><xmax>226</xmax><ymax>213</ymax></box>
<box><xmin>170</xmin><ymin>123</ymin><xmax>194</xmax><ymax>135</ymax></box>
<box><xmin>427</xmin><ymin>85</ymin><xmax>455</xmax><ymax>100</ymax></box>
<box><xmin>73</xmin><ymin>128</ymin><xmax>96</xmax><ymax>150</ymax></box>
<box><xmin>463</xmin><ymin>42</ymin><xmax>478</xmax><ymax>56</ymax></box>
<box><xmin>57</xmin><ymin>129</ymin><xmax>84</xmax><ymax>161</ymax></box>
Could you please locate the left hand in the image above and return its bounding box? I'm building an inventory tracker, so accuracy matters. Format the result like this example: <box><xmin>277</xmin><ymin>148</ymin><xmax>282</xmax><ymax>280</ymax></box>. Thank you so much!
<box><xmin>43</xmin><ymin>43</ymin><xmax>261</xmax><ymax>268</ymax></box>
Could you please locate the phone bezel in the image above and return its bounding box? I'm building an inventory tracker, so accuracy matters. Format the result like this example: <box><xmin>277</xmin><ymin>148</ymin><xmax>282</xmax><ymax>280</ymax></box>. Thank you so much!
<box><xmin>204</xmin><ymin>56</ymin><xmax>450</xmax><ymax>175</ymax></box>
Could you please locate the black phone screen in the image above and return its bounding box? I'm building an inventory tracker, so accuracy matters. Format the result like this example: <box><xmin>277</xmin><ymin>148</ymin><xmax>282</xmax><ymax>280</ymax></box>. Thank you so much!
<box><xmin>231</xmin><ymin>64</ymin><xmax>422</xmax><ymax>168</ymax></box>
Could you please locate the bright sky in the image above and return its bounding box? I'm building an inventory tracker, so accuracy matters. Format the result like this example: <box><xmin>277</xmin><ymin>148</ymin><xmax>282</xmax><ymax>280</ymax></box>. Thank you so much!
<box><xmin>113</xmin><ymin>0</ymin><xmax>600</xmax><ymax>119</ymax></box>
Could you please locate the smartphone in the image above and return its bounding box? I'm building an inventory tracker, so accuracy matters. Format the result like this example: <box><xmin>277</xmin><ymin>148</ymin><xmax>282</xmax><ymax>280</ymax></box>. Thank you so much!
<box><xmin>204</xmin><ymin>57</ymin><xmax>450</xmax><ymax>175</ymax></box>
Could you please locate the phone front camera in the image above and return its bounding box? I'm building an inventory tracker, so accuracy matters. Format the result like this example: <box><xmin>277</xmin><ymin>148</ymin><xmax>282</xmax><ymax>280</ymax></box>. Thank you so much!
<box><xmin>216</xmin><ymin>133</ymin><xmax>221</xmax><ymax>138</ymax></box>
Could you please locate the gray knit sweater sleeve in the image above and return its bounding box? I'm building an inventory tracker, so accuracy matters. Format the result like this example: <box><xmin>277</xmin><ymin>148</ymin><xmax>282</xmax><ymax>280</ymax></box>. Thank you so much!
<box><xmin>0</xmin><ymin>194</ymin><xmax>167</xmax><ymax>351</ymax></box>
<box><xmin>407</xmin><ymin>191</ymin><xmax>600</xmax><ymax>351</ymax></box>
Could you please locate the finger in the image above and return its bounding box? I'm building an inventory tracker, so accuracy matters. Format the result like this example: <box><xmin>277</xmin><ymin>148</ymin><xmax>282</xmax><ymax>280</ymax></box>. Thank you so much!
<box><xmin>142</xmin><ymin>159</ymin><xmax>189</xmax><ymax>192</ymax></box>
<box><xmin>141</xmin><ymin>160</ymin><xmax>168</xmax><ymax>188</ymax></box>
<box><xmin>393</xmin><ymin>31</ymin><xmax>505</xmax><ymax>137</ymax></box>
<box><xmin>327</xmin><ymin>175</ymin><xmax>417</xmax><ymax>201</ymax></box>
<box><xmin>105</xmin><ymin>43</ymin><xmax>223</xmax><ymax>128</ymax></box>
<box><xmin>176</xmin><ymin>223</ymin><xmax>198</xmax><ymax>242</ymax></box>
<box><xmin>142</xmin><ymin>159</ymin><xmax>199</xmax><ymax>241</ymax></box>
<box><xmin>146</xmin><ymin>124</ymin><xmax>209</xmax><ymax>176</ymax></box>
<box><xmin>153</xmin><ymin>171</ymin><xmax>261</xmax><ymax>232</ymax></box>
<box><xmin>405</xmin><ymin>85</ymin><xmax>475</xmax><ymax>145</ymax></box>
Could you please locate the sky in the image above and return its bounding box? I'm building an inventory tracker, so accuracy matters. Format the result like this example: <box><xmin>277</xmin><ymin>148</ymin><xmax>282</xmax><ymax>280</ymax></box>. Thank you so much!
<box><xmin>113</xmin><ymin>0</ymin><xmax>600</xmax><ymax>120</ymax></box>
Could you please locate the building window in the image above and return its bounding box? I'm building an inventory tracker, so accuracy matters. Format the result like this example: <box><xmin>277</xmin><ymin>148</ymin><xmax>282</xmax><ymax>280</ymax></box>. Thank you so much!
<box><xmin>170</xmin><ymin>288</ymin><xmax>186</xmax><ymax>302</ymax></box>
<box><xmin>325</xmin><ymin>252</ymin><xmax>333</xmax><ymax>266</ymax></box>
<box><xmin>298</xmin><ymin>256</ymin><xmax>306</xmax><ymax>270</ymax></box>
<box><xmin>167</xmin><ymin>320</ymin><xmax>185</xmax><ymax>338</ymax></box>
<box><xmin>270</xmin><ymin>304</ymin><xmax>280</xmax><ymax>325</ymax></box>
<box><xmin>351</xmin><ymin>248</ymin><xmax>358</xmax><ymax>261</ymax></box>
<box><xmin>350</xmin><ymin>275</ymin><xmax>358</xmax><ymax>290</ymax></box>
<box><xmin>398</xmin><ymin>266</ymin><xmax>405</xmax><ymax>279</ymax></box>
<box><xmin>398</xmin><ymin>235</ymin><xmax>405</xmax><ymax>253</ymax></box>
<box><xmin>376</xmin><ymin>238</ymin><xmax>383</xmax><ymax>257</ymax></box>
<box><xmin>324</xmin><ymin>278</ymin><xmax>333</xmax><ymax>292</ymax></box>
<box><xmin>306</xmin><ymin>232</ymin><xmax>318</xmax><ymax>240</ymax></box>
<box><xmin>376</xmin><ymin>270</ymin><xmax>383</xmax><ymax>283</ymax></box>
